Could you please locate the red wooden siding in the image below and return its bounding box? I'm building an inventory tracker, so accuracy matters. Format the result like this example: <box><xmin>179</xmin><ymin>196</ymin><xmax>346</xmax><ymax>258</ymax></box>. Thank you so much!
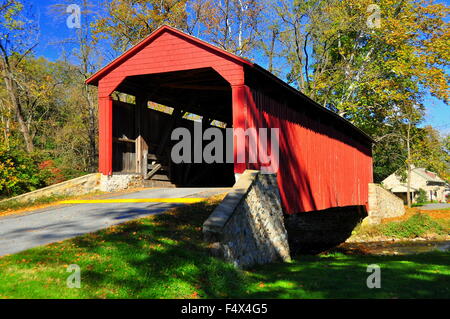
<box><xmin>97</xmin><ymin>29</ymin><xmax>246</xmax><ymax>98</ymax></box>
<box><xmin>244</xmin><ymin>87</ymin><xmax>373</xmax><ymax>214</ymax></box>
<box><xmin>98</xmin><ymin>96</ymin><xmax>113</xmax><ymax>175</ymax></box>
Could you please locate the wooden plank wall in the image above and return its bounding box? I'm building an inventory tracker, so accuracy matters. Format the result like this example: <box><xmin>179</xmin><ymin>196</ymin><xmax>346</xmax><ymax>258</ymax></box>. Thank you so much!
<box><xmin>246</xmin><ymin>87</ymin><xmax>373</xmax><ymax>214</ymax></box>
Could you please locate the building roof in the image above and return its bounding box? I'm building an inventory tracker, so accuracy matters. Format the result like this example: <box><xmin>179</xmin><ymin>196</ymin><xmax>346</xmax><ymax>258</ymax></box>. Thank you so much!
<box><xmin>383</xmin><ymin>167</ymin><xmax>447</xmax><ymax>192</ymax></box>
<box><xmin>412</xmin><ymin>167</ymin><xmax>446</xmax><ymax>184</ymax></box>
<box><xmin>390</xmin><ymin>185</ymin><xmax>418</xmax><ymax>193</ymax></box>
<box><xmin>85</xmin><ymin>25</ymin><xmax>253</xmax><ymax>86</ymax></box>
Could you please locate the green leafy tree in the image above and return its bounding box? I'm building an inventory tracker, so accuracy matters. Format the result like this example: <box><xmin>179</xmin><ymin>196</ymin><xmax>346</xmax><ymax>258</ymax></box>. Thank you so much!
<box><xmin>281</xmin><ymin>0</ymin><xmax>449</xmax><ymax>197</ymax></box>
<box><xmin>412</xmin><ymin>126</ymin><xmax>450</xmax><ymax>182</ymax></box>
<box><xmin>50</xmin><ymin>0</ymin><xmax>101</xmax><ymax>171</ymax></box>
<box><xmin>416</xmin><ymin>188</ymin><xmax>427</xmax><ymax>204</ymax></box>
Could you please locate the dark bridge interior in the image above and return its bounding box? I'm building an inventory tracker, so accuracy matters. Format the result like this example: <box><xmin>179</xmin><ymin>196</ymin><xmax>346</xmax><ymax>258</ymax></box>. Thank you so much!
<box><xmin>111</xmin><ymin>68</ymin><xmax>235</xmax><ymax>187</ymax></box>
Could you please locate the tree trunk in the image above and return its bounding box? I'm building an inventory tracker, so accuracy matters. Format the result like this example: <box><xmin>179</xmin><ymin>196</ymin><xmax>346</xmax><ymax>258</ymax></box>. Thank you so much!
<box><xmin>3</xmin><ymin>73</ymin><xmax>34</xmax><ymax>152</ymax></box>
<box><xmin>1</xmin><ymin>113</ymin><xmax>10</xmax><ymax>147</ymax></box>
<box><xmin>267</xmin><ymin>28</ymin><xmax>277</xmax><ymax>73</ymax></box>
<box><xmin>82</xmin><ymin>81</ymin><xmax>97</xmax><ymax>171</ymax></box>
<box><xmin>406</xmin><ymin>123</ymin><xmax>412</xmax><ymax>208</ymax></box>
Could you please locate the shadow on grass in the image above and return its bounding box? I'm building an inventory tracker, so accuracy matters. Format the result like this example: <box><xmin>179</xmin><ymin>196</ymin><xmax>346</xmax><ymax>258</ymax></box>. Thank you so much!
<box><xmin>243</xmin><ymin>251</ymin><xmax>450</xmax><ymax>299</ymax></box>
<box><xmin>67</xmin><ymin>198</ymin><xmax>248</xmax><ymax>298</ymax></box>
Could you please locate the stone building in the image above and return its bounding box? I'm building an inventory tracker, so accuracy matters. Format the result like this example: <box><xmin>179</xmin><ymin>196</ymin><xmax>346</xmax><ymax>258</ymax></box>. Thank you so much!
<box><xmin>382</xmin><ymin>167</ymin><xmax>448</xmax><ymax>204</ymax></box>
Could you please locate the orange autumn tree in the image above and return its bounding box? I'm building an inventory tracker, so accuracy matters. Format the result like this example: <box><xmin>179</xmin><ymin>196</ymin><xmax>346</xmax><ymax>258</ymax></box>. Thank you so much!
<box><xmin>91</xmin><ymin>0</ymin><xmax>189</xmax><ymax>53</ymax></box>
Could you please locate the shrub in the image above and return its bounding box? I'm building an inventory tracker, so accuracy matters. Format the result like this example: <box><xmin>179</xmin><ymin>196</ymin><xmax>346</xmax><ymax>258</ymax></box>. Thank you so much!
<box><xmin>0</xmin><ymin>145</ymin><xmax>67</xmax><ymax>198</ymax></box>
<box><xmin>38</xmin><ymin>160</ymin><xmax>65</xmax><ymax>185</ymax></box>
<box><xmin>0</xmin><ymin>146</ymin><xmax>43</xmax><ymax>198</ymax></box>
<box><xmin>416</xmin><ymin>188</ymin><xmax>427</xmax><ymax>204</ymax></box>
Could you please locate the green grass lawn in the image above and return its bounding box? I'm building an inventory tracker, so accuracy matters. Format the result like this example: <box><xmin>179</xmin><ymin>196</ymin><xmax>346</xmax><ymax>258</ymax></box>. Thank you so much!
<box><xmin>0</xmin><ymin>196</ymin><xmax>449</xmax><ymax>299</ymax></box>
<box><xmin>353</xmin><ymin>212</ymin><xmax>450</xmax><ymax>239</ymax></box>
<box><xmin>0</xmin><ymin>194</ymin><xmax>71</xmax><ymax>213</ymax></box>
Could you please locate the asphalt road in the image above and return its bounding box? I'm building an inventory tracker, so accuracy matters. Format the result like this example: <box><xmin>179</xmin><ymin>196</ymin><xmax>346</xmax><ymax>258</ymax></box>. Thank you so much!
<box><xmin>0</xmin><ymin>187</ymin><xmax>228</xmax><ymax>257</ymax></box>
<box><xmin>419</xmin><ymin>203</ymin><xmax>450</xmax><ymax>210</ymax></box>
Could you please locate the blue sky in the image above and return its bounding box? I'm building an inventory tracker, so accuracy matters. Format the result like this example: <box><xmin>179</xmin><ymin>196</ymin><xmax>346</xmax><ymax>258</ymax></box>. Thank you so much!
<box><xmin>31</xmin><ymin>0</ymin><xmax>449</xmax><ymax>135</ymax></box>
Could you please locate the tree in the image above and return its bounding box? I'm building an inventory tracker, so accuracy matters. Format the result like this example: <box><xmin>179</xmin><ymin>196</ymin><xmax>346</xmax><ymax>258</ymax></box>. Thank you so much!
<box><xmin>400</xmin><ymin>102</ymin><xmax>425</xmax><ymax>208</ymax></box>
<box><xmin>92</xmin><ymin>0</ymin><xmax>189</xmax><ymax>53</ymax></box>
<box><xmin>189</xmin><ymin>0</ymin><xmax>263</xmax><ymax>56</ymax></box>
<box><xmin>13</xmin><ymin>57</ymin><xmax>63</xmax><ymax>148</ymax></box>
<box><xmin>416</xmin><ymin>188</ymin><xmax>427</xmax><ymax>204</ymax></box>
<box><xmin>282</xmin><ymin>0</ymin><xmax>449</xmax><ymax>197</ymax></box>
<box><xmin>0</xmin><ymin>0</ymin><xmax>38</xmax><ymax>152</ymax></box>
<box><xmin>50</xmin><ymin>0</ymin><xmax>101</xmax><ymax>171</ymax></box>
<box><xmin>91</xmin><ymin>0</ymin><xmax>264</xmax><ymax>57</ymax></box>
<box><xmin>413</xmin><ymin>126</ymin><xmax>450</xmax><ymax>182</ymax></box>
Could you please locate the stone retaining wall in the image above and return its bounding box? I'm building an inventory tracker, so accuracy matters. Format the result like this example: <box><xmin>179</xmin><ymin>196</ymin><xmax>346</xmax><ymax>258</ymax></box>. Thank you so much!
<box><xmin>367</xmin><ymin>183</ymin><xmax>405</xmax><ymax>224</ymax></box>
<box><xmin>0</xmin><ymin>173</ymin><xmax>101</xmax><ymax>205</ymax></box>
<box><xmin>203</xmin><ymin>170</ymin><xmax>291</xmax><ymax>268</ymax></box>
<box><xmin>0</xmin><ymin>173</ymin><xmax>145</xmax><ymax>207</ymax></box>
<box><xmin>99</xmin><ymin>174</ymin><xmax>143</xmax><ymax>192</ymax></box>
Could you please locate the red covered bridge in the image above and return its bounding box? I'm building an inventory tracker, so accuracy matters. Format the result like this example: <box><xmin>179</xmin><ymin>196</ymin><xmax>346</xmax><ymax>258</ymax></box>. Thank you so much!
<box><xmin>86</xmin><ymin>25</ymin><xmax>373</xmax><ymax>215</ymax></box>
